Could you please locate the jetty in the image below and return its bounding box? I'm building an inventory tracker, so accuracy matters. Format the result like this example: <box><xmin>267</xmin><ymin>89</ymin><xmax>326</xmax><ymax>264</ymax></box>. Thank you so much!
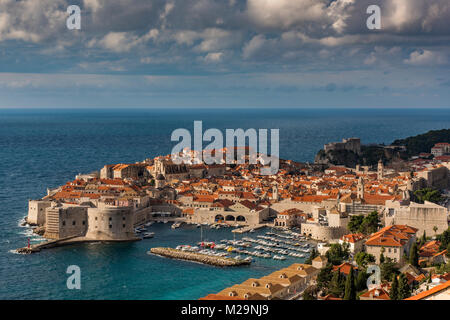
<box><xmin>16</xmin><ymin>235</ymin><xmax>140</xmax><ymax>254</ymax></box>
<box><xmin>232</xmin><ymin>224</ymin><xmax>267</xmax><ymax>234</ymax></box>
<box><xmin>149</xmin><ymin>247</ymin><xmax>251</xmax><ymax>267</ymax></box>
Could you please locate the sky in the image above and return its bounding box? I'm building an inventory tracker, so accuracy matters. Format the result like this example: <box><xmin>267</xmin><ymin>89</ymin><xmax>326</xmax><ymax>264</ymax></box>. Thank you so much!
<box><xmin>0</xmin><ymin>0</ymin><xmax>450</xmax><ymax>108</ymax></box>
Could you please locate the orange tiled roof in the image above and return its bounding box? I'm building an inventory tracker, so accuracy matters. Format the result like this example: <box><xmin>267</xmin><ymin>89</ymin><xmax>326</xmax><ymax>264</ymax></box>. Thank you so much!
<box><xmin>365</xmin><ymin>225</ymin><xmax>418</xmax><ymax>248</ymax></box>
<box><xmin>405</xmin><ymin>281</ymin><xmax>450</xmax><ymax>300</ymax></box>
<box><xmin>332</xmin><ymin>263</ymin><xmax>357</xmax><ymax>276</ymax></box>
<box><xmin>360</xmin><ymin>287</ymin><xmax>390</xmax><ymax>300</ymax></box>
<box><xmin>341</xmin><ymin>233</ymin><xmax>365</xmax><ymax>243</ymax></box>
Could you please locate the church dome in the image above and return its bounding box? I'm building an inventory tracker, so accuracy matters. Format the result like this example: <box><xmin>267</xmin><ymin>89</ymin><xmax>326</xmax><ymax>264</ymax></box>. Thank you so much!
<box><xmin>156</xmin><ymin>174</ymin><xmax>166</xmax><ymax>181</ymax></box>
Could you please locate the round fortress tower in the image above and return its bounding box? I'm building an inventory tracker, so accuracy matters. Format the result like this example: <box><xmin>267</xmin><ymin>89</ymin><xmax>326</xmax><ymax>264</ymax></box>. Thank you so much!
<box><xmin>85</xmin><ymin>204</ymin><xmax>136</xmax><ymax>241</ymax></box>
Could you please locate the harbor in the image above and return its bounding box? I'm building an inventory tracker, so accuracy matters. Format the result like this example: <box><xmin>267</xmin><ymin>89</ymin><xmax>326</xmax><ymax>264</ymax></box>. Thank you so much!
<box><xmin>146</xmin><ymin>222</ymin><xmax>314</xmax><ymax>263</ymax></box>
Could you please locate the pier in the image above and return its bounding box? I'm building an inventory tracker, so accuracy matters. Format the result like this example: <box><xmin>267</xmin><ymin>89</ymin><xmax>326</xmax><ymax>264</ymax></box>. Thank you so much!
<box><xmin>232</xmin><ymin>224</ymin><xmax>267</xmax><ymax>234</ymax></box>
<box><xmin>16</xmin><ymin>235</ymin><xmax>140</xmax><ymax>254</ymax></box>
<box><xmin>149</xmin><ymin>247</ymin><xmax>251</xmax><ymax>267</ymax></box>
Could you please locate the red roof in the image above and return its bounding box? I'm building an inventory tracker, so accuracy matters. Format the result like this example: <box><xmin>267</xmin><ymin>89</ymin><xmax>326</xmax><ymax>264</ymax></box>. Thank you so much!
<box><xmin>365</xmin><ymin>225</ymin><xmax>418</xmax><ymax>247</ymax></box>
<box><xmin>332</xmin><ymin>263</ymin><xmax>357</xmax><ymax>276</ymax></box>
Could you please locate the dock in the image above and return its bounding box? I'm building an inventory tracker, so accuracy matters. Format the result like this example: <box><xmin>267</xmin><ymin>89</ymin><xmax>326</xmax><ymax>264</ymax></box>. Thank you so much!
<box><xmin>232</xmin><ymin>224</ymin><xmax>267</xmax><ymax>234</ymax></box>
<box><xmin>149</xmin><ymin>247</ymin><xmax>251</xmax><ymax>267</ymax></box>
<box><xmin>16</xmin><ymin>235</ymin><xmax>140</xmax><ymax>254</ymax></box>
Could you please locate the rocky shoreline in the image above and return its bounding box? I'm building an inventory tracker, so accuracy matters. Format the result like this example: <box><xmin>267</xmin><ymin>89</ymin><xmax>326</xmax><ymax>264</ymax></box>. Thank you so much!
<box><xmin>149</xmin><ymin>247</ymin><xmax>251</xmax><ymax>267</ymax></box>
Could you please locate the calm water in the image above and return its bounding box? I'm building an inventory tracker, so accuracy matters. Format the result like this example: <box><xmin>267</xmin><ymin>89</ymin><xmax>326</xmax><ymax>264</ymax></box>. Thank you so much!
<box><xmin>1</xmin><ymin>108</ymin><xmax>450</xmax><ymax>299</ymax></box>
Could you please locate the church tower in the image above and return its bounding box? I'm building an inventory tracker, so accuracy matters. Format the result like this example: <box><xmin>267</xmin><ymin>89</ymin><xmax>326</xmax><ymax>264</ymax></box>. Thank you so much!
<box><xmin>357</xmin><ymin>177</ymin><xmax>365</xmax><ymax>200</ymax></box>
<box><xmin>272</xmin><ymin>184</ymin><xmax>278</xmax><ymax>201</ymax></box>
<box><xmin>377</xmin><ymin>159</ymin><xmax>384</xmax><ymax>180</ymax></box>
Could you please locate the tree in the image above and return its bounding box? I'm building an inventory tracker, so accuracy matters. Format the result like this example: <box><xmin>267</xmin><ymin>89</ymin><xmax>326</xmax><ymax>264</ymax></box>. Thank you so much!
<box><xmin>348</xmin><ymin>215</ymin><xmax>364</xmax><ymax>233</ymax></box>
<box><xmin>343</xmin><ymin>268</ymin><xmax>356</xmax><ymax>300</ymax></box>
<box><xmin>433</xmin><ymin>226</ymin><xmax>438</xmax><ymax>236</ymax></box>
<box><xmin>359</xmin><ymin>211</ymin><xmax>381</xmax><ymax>235</ymax></box>
<box><xmin>409</xmin><ymin>242</ymin><xmax>419</xmax><ymax>267</ymax></box>
<box><xmin>317</xmin><ymin>265</ymin><xmax>333</xmax><ymax>291</ymax></box>
<box><xmin>437</xmin><ymin>227</ymin><xmax>450</xmax><ymax>251</ymax></box>
<box><xmin>398</xmin><ymin>273</ymin><xmax>411</xmax><ymax>299</ymax></box>
<box><xmin>305</xmin><ymin>248</ymin><xmax>319</xmax><ymax>265</ymax></box>
<box><xmin>302</xmin><ymin>288</ymin><xmax>315</xmax><ymax>300</ymax></box>
<box><xmin>414</xmin><ymin>188</ymin><xmax>443</xmax><ymax>204</ymax></box>
<box><xmin>419</xmin><ymin>231</ymin><xmax>427</xmax><ymax>247</ymax></box>
<box><xmin>355</xmin><ymin>270</ymin><xmax>368</xmax><ymax>292</ymax></box>
<box><xmin>380</xmin><ymin>252</ymin><xmax>385</xmax><ymax>264</ymax></box>
<box><xmin>390</xmin><ymin>274</ymin><xmax>399</xmax><ymax>300</ymax></box>
<box><xmin>355</xmin><ymin>252</ymin><xmax>375</xmax><ymax>269</ymax></box>
<box><xmin>381</xmin><ymin>259</ymin><xmax>399</xmax><ymax>281</ymax></box>
<box><xmin>330</xmin><ymin>271</ymin><xmax>345</xmax><ymax>298</ymax></box>
<box><xmin>326</xmin><ymin>243</ymin><xmax>350</xmax><ymax>265</ymax></box>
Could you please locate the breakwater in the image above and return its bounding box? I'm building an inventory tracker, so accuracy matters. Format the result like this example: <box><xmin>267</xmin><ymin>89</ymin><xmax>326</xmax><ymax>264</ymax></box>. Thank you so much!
<box><xmin>149</xmin><ymin>247</ymin><xmax>251</xmax><ymax>267</ymax></box>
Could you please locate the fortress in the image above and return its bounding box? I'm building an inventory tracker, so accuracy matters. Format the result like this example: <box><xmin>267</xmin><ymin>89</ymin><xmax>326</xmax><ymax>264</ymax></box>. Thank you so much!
<box><xmin>323</xmin><ymin>138</ymin><xmax>361</xmax><ymax>155</ymax></box>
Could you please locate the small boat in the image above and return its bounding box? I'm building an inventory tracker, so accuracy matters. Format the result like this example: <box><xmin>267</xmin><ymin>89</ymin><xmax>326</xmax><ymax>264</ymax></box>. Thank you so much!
<box><xmin>142</xmin><ymin>232</ymin><xmax>155</xmax><ymax>239</ymax></box>
<box><xmin>244</xmin><ymin>257</ymin><xmax>252</xmax><ymax>262</ymax></box>
<box><xmin>273</xmin><ymin>255</ymin><xmax>286</xmax><ymax>261</ymax></box>
<box><xmin>171</xmin><ymin>222</ymin><xmax>182</xmax><ymax>229</ymax></box>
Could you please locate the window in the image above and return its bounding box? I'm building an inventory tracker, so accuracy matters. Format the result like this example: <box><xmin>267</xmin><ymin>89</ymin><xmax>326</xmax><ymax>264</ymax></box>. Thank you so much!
<box><xmin>62</xmin><ymin>221</ymin><xmax>66</xmax><ymax>226</ymax></box>
<box><xmin>123</xmin><ymin>217</ymin><xmax>126</xmax><ymax>221</ymax></box>
<box><xmin>123</xmin><ymin>224</ymin><xmax>126</xmax><ymax>228</ymax></box>
<box><xmin>82</xmin><ymin>221</ymin><xmax>86</xmax><ymax>226</ymax></box>
<box><xmin>109</xmin><ymin>217</ymin><xmax>112</xmax><ymax>221</ymax></box>
<box><xmin>109</xmin><ymin>225</ymin><xmax>112</xmax><ymax>229</ymax></box>
<box><xmin>95</xmin><ymin>217</ymin><xmax>98</xmax><ymax>221</ymax></box>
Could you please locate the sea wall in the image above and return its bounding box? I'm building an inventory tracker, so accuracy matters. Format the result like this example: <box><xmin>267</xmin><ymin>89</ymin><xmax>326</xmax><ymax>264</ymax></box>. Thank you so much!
<box><xmin>150</xmin><ymin>247</ymin><xmax>251</xmax><ymax>267</ymax></box>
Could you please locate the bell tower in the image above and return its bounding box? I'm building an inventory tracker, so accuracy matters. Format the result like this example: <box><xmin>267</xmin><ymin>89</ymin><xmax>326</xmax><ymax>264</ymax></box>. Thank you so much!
<box><xmin>357</xmin><ymin>177</ymin><xmax>365</xmax><ymax>200</ymax></box>
<box><xmin>377</xmin><ymin>159</ymin><xmax>384</xmax><ymax>180</ymax></box>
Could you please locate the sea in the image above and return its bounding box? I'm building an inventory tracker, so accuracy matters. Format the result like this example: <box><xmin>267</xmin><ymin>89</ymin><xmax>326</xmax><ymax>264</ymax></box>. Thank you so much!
<box><xmin>1</xmin><ymin>108</ymin><xmax>450</xmax><ymax>300</ymax></box>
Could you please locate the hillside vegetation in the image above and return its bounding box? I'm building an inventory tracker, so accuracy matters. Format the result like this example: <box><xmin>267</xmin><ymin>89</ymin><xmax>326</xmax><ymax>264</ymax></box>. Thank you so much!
<box><xmin>391</xmin><ymin>129</ymin><xmax>450</xmax><ymax>157</ymax></box>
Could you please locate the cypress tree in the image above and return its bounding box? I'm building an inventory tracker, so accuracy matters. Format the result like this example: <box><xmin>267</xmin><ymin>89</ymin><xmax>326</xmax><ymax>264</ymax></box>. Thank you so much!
<box><xmin>344</xmin><ymin>268</ymin><xmax>356</xmax><ymax>300</ymax></box>
<box><xmin>380</xmin><ymin>252</ymin><xmax>385</xmax><ymax>264</ymax></box>
<box><xmin>390</xmin><ymin>274</ymin><xmax>398</xmax><ymax>300</ymax></box>
<box><xmin>330</xmin><ymin>271</ymin><xmax>344</xmax><ymax>297</ymax></box>
<box><xmin>409</xmin><ymin>242</ymin><xmax>419</xmax><ymax>267</ymax></box>
<box><xmin>398</xmin><ymin>273</ymin><xmax>411</xmax><ymax>299</ymax></box>
<box><xmin>355</xmin><ymin>270</ymin><xmax>367</xmax><ymax>292</ymax></box>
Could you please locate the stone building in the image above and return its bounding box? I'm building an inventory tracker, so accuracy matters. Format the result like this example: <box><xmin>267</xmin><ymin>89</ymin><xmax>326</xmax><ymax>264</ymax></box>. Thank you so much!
<box><xmin>44</xmin><ymin>204</ymin><xmax>89</xmax><ymax>239</ymax></box>
<box><xmin>365</xmin><ymin>225</ymin><xmax>418</xmax><ymax>264</ymax></box>
<box><xmin>384</xmin><ymin>200</ymin><xmax>449</xmax><ymax>235</ymax></box>
<box><xmin>324</xmin><ymin>138</ymin><xmax>361</xmax><ymax>155</ymax></box>
<box><xmin>27</xmin><ymin>200</ymin><xmax>52</xmax><ymax>225</ymax></box>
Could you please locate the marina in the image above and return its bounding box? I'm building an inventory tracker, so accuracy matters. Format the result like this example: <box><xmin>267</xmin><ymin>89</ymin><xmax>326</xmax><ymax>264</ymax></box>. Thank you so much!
<box><xmin>151</xmin><ymin>224</ymin><xmax>315</xmax><ymax>263</ymax></box>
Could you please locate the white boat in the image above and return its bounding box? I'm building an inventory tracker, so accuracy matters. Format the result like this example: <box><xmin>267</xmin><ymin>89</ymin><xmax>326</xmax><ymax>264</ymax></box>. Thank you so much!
<box><xmin>273</xmin><ymin>255</ymin><xmax>286</xmax><ymax>261</ymax></box>
<box><xmin>143</xmin><ymin>232</ymin><xmax>155</xmax><ymax>239</ymax></box>
<box><xmin>171</xmin><ymin>222</ymin><xmax>182</xmax><ymax>229</ymax></box>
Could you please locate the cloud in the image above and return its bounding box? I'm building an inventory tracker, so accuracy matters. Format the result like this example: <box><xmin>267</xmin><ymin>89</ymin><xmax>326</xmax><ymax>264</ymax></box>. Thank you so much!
<box><xmin>203</xmin><ymin>52</ymin><xmax>224</xmax><ymax>63</ymax></box>
<box><xmin>404</xmin><ymin>50</ymin><xmax>447</xmax><ymax>66</ymax></box>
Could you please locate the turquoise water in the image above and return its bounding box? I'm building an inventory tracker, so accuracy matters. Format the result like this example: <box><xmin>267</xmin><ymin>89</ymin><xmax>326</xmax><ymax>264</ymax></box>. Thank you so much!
<box><xmin>1</xmin><ymin>108</ymin><xmax>450</xmax><ymax>299</ymax></box>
